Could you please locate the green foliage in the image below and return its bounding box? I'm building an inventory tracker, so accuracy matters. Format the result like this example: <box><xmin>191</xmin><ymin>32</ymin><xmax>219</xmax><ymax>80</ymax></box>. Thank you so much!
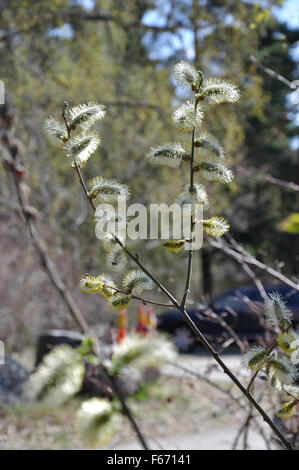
<box><xmin>76</xmin><ymin>336</ymin><xmax>98</xmax><ymax>364</ymax></box>
<box><xmin>278</xmin><ymin>213</ymin><xmax>299</xmax><ymax>234</ymax></box>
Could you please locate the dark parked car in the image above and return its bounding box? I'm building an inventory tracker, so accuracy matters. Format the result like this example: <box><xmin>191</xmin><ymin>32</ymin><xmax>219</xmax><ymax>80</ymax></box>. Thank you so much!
<box><xmin>157</xmin><ymin>284</ymin><xmax>299</xmax><ymax>353</ymax></box>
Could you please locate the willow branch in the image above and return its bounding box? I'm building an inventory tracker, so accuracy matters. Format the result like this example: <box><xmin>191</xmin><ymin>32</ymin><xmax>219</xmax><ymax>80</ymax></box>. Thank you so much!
<box><xmin>199</xmin><ymin>304</ymin><xmax>246</xmax><ymax>354</ymax></box>
<box><xmin>110</xmin><ymin>286</ymin><xmax>175</xmax><ymax>308</ymax></box>
<box><xmin>76</xmin><ymin>155</ymin><xmax>293</xmax><ymax>450</ymax></box>
<box><xmin>232</xmin><ymin>406</ymin><xmax>253</xmax><ymax>450</ymax></box>
<box><xmin>70</xmin><ymin>111</ymin><xmax>294</xmax><ymax>450</ymax></box>
<box><xmin>246</xmin><ymin>371</ymin><xmax>259</xmax><ymax>396</ymax></box>
<box><xmin>61</xmin><ymin>10</ymin><xmax>184</xmax><ymax>33</ymax></box>
<box><xmin>228</xmin><ymin>236</ymin><xmax>268</xmax><ymax>301</ymax></box>
<box><xmin>177</xmin><ymin>304</ymin><xmax>293</xmax><ymax>449</ymax></box>
<box><xmin>181</xmin><ymin>98</ymin><xmax>199</xmax><ymax>308</ymax></box>
<box><xmin>73</xmin><ymin>161</ymin><xmax>179</xmax><ymax>308</ymax></box>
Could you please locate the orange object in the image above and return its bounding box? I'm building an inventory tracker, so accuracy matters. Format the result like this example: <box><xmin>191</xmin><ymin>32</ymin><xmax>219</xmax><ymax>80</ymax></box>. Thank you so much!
<box><xmin>117</xmin><ymin>309</ymin><xmax>127</xmax><ymax>344</ymax></box>
<box><xmin>147</xmin><ymin>307</ymin><xmax>157</xmax><ymax>331</ymax></box>
<box><xmin>136</xmin><ymin>305</ymin><xmax>148</xmax><ymax>336</ymax></box>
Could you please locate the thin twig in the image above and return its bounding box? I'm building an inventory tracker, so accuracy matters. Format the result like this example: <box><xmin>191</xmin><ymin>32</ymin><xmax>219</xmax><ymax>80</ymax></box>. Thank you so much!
<box><xmin>232</xmin><ymin>406</ymin><xmax>253</xmax><ymax>450</ymax></box>
<box><xmin>250</xmin><ymin>55</ymin><xmax>294</xmax><ymax>89</ymax></box>
<box><xmin>110</xmin><ymin>286</ymin><xmax>175</xmax><ymax>308</ymax></box>
<box><xmin>228</xmin><ymin>236</ymin><xmax>268</xmax><ymax>301</ymax></box>
<box><xmin>180</xmin><ymin>98</ymin><xmax>199</xmax><ymax>309</ymax></box>
<box><xmin>199</xmin><ymin>304</ymin><xmax>246</xmax><ymax>354</ymax></box>
<box><xmin>170</xmin><ymin>363</ymin><xmax>272</xmax><ymax>449</ymax></box>
<box><xmin>246</xmin><ymin>371</ymin><xmax>259</xmax><ymax>396</ymax></box>
<box><xmin>73</xmin><ymin>159</ymin><xmax>179</xmax><ymax>309</ymax></box>
<box><xmin>238</xmin><ymin>166</ymin><xmax>299</xmax><ymax>192</ymax></box>
<box><xmin>177</xmin><ymin>304</ymin><xmax>293</xmax><ymax>449</ymax></box>
<box><xmin>208</xmin><ymin>237</ymin><xmax>299</xmax><ymax>292</ymax></box>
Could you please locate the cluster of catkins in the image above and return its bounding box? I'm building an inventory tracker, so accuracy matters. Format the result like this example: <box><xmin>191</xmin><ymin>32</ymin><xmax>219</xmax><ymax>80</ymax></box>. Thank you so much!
<box><xmin>146</xmin><ymin>61</ymin><xmax>239</xmax><ymax>253</ymax></box>
<box><xmin>243</xmin><ymin>292</ymin><xmax>299</xmax><ymax>419</ymax></box>
<box><xmin>44</xmin><ymin>101</ymin><xmax>153</xmax><ymax>312</ymax></box>
<box><xmin>46</xmin><ymin>61</ymin><xmax>240</xmax><ymax>312</ymax></box>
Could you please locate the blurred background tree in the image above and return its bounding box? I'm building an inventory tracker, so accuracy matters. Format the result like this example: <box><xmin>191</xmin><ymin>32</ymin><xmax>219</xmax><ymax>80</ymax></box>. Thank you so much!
<box><xmin>0</xmin><ymin>0</ymin><xmax>298</xmax><ymax>349</ymax></box>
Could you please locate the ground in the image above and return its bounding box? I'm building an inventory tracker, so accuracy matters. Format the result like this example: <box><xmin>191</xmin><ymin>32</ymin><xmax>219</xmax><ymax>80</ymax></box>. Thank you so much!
<box><xmin>0</xmin><ymin>351</ymin><xmax>273</xmax><ymax>450</ymax></box>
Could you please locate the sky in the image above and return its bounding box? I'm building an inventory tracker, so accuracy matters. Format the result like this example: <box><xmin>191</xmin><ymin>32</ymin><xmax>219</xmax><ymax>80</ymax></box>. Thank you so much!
<box><xmin>139</xmin><ymin>0</ymin><xmax>299</xmax><ymax>62</ymax></box>
<box><xmin>273</xmin><ymin>0</ymin><xmax>299</xmax><ymax>29</ymax></box>
<box><xmin>75</xmin><ymin>1</ymin><xmax>299</xmax><ymax>65</ymax></box>
<box><xmin>81</xmin><ymin>0</ymin><xmax>299</xmax><ymax>31</ymax></box>
<box><xmin>81</xmin><ymin>0</ymin><xmax>299</xmax><ymax>29</ymax></box>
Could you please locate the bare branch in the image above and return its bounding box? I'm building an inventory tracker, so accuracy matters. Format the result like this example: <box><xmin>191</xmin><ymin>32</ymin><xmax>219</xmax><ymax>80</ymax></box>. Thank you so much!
<box><xmin>208</xmin><ymin>237</ymin><xmax>299</xmax><ymax>292</ymax></box>
<box><xmin>238</xmin><ymin>166</ymin><xmax>299</xmax><ymax>192</ymax></box>
<box><xmin>250</xmin><ymin>55</ymin><xmax>294</xmax><ymax>89</ymax></box>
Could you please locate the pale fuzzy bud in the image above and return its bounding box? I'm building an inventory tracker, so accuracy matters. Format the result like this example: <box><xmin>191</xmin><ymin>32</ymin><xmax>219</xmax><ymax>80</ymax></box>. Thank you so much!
<box><xmin>175</xmin><ymin>183</ymin><xmax>208</xmax><ymax>216</ymax></box>
<box><xmin>106</xmin><ymin>245</ymin><xmax>128</xmax><ymax>273</ymax></box>
<box><xmin>275</xmin><ymin>401</ymin><xmax>297</xmax><ymax>420</ymax></box>
<box><xmin>24</xmin><ymin>345</ymin><xmax>85</xmax><ymax>406</ymax></box>
<box><xmin>80</xmin><ymin>274</ymin><xmax>103</xmax><ymax>293</ymax></box>
<box><xmin>43</xmin><ymin>117</ymin><xmax>68</xmax><ymax>144</ymax></box>
<box><xmin>172</xmin><ymin>101</ymin><xmax>204</xmax><ymax>132</ymax></box>
<box><xmin>265</xmin><ymin>292</ymin><xmax>293</xmax><ymax>331</ymax></box>
<box><xmin>277</xmin><ymin>331</ymin><xmax>298</xmax><ymax>355</ymax></box>
<box><xmin>88</xmin><ymin>176</ymin><xmax>130</xmax><ymax>202</ymax></box>
<box><xmin>194</xmin><ymin>132</ymin><xmax>225</xmax><ymax>159</ymax></box>
<box><xmin>173</xmin><ymin>61</ymin><xmax>200</xmax><ymax>88</ymax></box>
<box><xmin>202</xmin><ymin>216</ymin><xmax>230</xmax><ymax>237</ymax></box>
<box><xmin>107</xmin><ymin>292</ymin><xmax>132</xmax><ymax>312</ymax></box>
<box><xmin>268</xmin><ymin>356</ymin><xmax>298</xmax><ymax>384</ymax></box>
<box><xmin>63</xmin><ymin>131</ymin><xmax>101</xmax><ymax>168</ymax></box>
<box><xmin>199</xmin><ymin>158</ymin><xmax>233</xmax><ymax>183</ymax></box>
<box><xmin>98</xmin><ymin>274</ymin><xmax>117</xmax><ymax>299</ymax></box>
<box><xmin>242</xmin><ymin>345</ymin><xmax>268</xmax><ymax>371</ymax></box>
<box><xmin>107</xmin><ymin>333</ymin><xmax>177</xmax><ymax>375</ymax></box>
<box><xmin>69</xmin><ymin>102</ymin><xmax>106</xmax><ymax>129</ymax></box>
<box><xmin>102</xmin><ymin>233</ymin><xmax>126</xmax><ymax>252</ymax></box>
<box><xmin>200</xmin><ymin>78</ymin><xmax>240</xmax><ymax>104</ymax></box>
<box><xmin>122</xmin><ymin>269</ymin><xmax>154</xmax><ymax>295</ymax></box>
<box><xmin>163</xmin><ymin>240</ymin><xmax>185</xmax><ymax>253</ymax></box>
<box><xmin>76</xmin><ymin>398</ymin><xmax>120</xmax><ymax>448</ymax></box>
<box><xmin>146</xmin><ymin>143</ymin><xmax>187</xmax><ymax>168</ymax></box>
